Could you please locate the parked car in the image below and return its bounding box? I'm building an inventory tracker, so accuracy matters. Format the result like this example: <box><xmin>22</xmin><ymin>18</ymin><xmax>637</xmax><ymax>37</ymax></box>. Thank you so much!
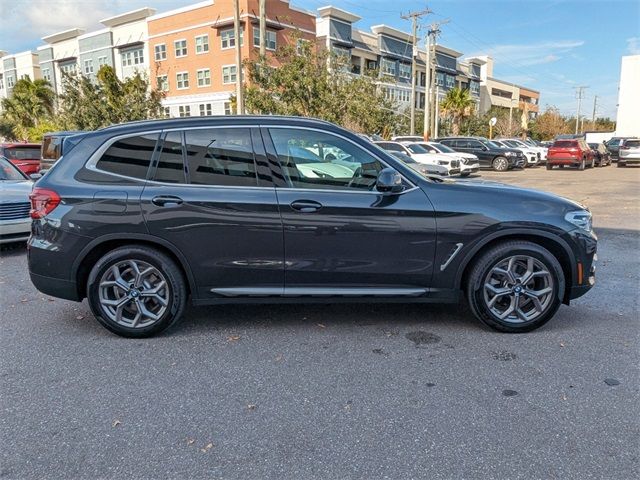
<box><xmin>391</xmin><ymin>135</ymin><xmax>424</xmax><ymax>142</ymax></box>
<box><xmin>387</xmin><ymin>151</ymin><xmax>450</xmax><ymax>176</ymax></box>
<box><xmin>587</xmin><ymin>143</ymin><xmax>611</xmax><ymax>167</ymax></box>
<box><xmin>435</xmin><ymin>136</ymin><xmax>526</xmax><ymax>171</ymax></box>
<box><xmin>0</xmin><ymin>156</ymin><xmax>36</xmax><ymax>244</ymax></box>
<box><xmin>413</xmin><ymin>141</ymin><xmax>480</xmax><ymax>177</ymax></box>
<box><xmin>617</xmin><ymin>138</ymin><xmax>640</xmax><ymax>167</ymax></box>
<box><xmin>374</xmin><ymin>141</ymin><xmax>461</xmax><ymax>176</ymax></box>
<box><xmin>606</xmin><ymin>137</ymin><xmax>637</xmax><ymax>162</ymax></box>
<box><xmin>40</xmin><ymin>131</ymin><xmax>86</xmax><ymax>172</ymax></box>
<box><xmin>492</xmin><ymin>139</ymin><xmax>539</xmax><ymax>167</ymax></box>
<box><xmin>547</xmin><ymin>139</ymin><xmax>594</xmax><ymax>170</ymax></box>
<box><xmin>28</xmin><ymin>116</ymin><xmax>597</xmax><ymax>337</ymax></box>
<box><xmin>0</xmin><ymin>143</ymin><xmax>41</xmax><ymax>175</ymax></box>
<box><xmin>500</xmin><ymin>138</ymin><xmax>547</xmax><ymax>164</ymax></box>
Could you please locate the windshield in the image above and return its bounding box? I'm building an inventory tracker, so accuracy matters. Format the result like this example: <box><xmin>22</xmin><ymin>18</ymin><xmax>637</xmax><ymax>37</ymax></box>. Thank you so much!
<box><xmin>390</xmin><ymin>152</ymin><xmax>417</xmax><ymax>164</ymax></box>
<box><xmin>431</xmin><ymin>142</ymin><xmax>455</xmax><ymax>153</ymax></box>
<box><xmin>406</xmin><ymin>144</ymin><xmax>429</xmax><ymax>154</ymax></box>
<box><xmin>0</xmin><ymin>157</ymin><xmax>28</xmax><ymax>181</ymax></box>
<box><xmin>2</xmin><ymin>146</ymin><xmax>40</xmax><ymax>160</ymax></box>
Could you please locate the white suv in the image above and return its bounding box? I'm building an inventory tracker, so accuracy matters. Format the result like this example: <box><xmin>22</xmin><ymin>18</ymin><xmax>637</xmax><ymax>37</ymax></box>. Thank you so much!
<box><xmin>416</xmin><ymin>141</ymin><xmax>480</xmax><ymax>177</ymax></box>
<box><xmin>374</xmin><ymin>141</ymin><xmax>461</xmax><ymax>176</ymax></box>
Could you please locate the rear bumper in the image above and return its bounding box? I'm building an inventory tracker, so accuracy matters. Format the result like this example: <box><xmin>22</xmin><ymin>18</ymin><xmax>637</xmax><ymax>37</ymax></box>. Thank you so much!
<box><xmin>29</xmin><ymin>271</ymin><xmax>80</xmax><ymax>301</ymax></box>
<box><xmin>618</xmin><ymin>156</ymin><xmax>640</xmax><ymax>164</ymax></box>
<box><xmin>548</xmin><ymin>157</ymin><xmax>581</xmax><ymax>165</ymax></box>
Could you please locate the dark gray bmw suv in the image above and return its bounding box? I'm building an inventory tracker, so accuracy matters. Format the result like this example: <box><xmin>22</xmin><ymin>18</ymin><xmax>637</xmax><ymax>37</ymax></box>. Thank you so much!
<box><xmin>28</xmin><ymin>116</ymin><xmax>597</xmax><ymax>337</ymax></box>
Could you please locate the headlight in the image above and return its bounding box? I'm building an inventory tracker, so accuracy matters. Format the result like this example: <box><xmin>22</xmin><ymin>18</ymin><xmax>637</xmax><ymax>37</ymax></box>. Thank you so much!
<box><xmin>505</xmin><ymin>151</ymin><xmax>514</xmax><ymax>156</ymax></box>
<box><xmin>438</xmin><ymin>160</ymin><xmax>449</xmax><ymax>165</ymax></box>
<box><xmin>565</xmin><ymin>210</ymin><xmax>592</xmax><ymax>232</ymax></box>
<box><xmin>460</xmin><ymin>157</ymin><xmax>468</xmax><ymax>165</ymax></box>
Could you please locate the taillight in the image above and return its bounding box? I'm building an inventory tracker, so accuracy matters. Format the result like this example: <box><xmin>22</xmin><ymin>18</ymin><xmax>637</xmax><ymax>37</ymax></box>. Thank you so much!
<box><xmin>29</xmin><ymin>188</ymin><xmax>61</xmax><ymax>219</ymax></box>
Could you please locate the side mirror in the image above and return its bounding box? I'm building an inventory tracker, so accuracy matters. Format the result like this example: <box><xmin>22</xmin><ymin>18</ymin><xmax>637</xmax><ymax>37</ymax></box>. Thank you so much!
<box><xmin>482</xmin><ymin>146</ymin><xmax>488</xmax><ymax>151</ymax></box>
<box><xmin>29</xmin><ymin>173</ymin><xmax>42</xmax><ymax>180</ymax></box>
<box><xmin>376</xmin><ymin>168</ymin><xmax>404</xmax><ymax>194</ymax></box>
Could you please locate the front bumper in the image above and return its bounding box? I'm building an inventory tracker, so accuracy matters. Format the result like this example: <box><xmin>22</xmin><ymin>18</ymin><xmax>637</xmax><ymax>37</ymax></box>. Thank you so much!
<box><xmin>460</xmin><ymin>163</ymin><xmax>480</xmax><ymax>174</ymax></box>
<box><xmin>0</xmin><ymin>218</ymin><xmax>31</xmax><ymax>244</ymax></box>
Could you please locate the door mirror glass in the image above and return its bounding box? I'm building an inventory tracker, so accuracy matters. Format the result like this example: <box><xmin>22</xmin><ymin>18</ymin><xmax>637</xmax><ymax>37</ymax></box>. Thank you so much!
<box><xmin>376</xmin><ymin>168</ymin><xmax>404</xmax><ymax>194</ymax></box>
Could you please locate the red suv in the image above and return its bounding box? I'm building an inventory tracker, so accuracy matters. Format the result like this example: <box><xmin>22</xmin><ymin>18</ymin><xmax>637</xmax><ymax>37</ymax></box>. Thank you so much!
<box><xmin>546</xmin><ymin>139</ymin><xmax>594</xmax><ymax>170</ymax></box>
<box><xmin>0</xmin><ymin>143</ymin><xmax>42</xmax><ymax>175</ymax></box>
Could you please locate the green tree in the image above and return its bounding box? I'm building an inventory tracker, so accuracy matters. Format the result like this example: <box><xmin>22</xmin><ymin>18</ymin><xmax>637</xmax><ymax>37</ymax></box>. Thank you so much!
<box><xmin>58</xmin><ymin>66</ymin><xmax>164</xmax><ymax>130</ymax></box>
<box><xmin>243</xmin><ymin>40</ymin><xmax>397</xmax><ymax>135</ymax></box>
<box><xmin>0</xmin><ymin>77</ymin><xmax>57</xmax><ymax>140</ymax></box>
<box><xmin>439</xmin><ymin>88</ymin><xmax>475</xmax><ymax>136</ymax></box>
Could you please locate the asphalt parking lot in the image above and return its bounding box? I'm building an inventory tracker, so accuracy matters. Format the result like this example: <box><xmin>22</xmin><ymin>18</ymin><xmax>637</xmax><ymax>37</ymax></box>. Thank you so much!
<box><xmin>1</xmin><ymin>165</ymin><xmax>638</xmax><ymax>479</ymax></box>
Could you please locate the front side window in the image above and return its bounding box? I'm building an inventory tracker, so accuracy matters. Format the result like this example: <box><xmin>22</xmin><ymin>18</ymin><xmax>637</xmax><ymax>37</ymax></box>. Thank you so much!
<box><xmin>154</xmin><ymin>131</ymin><xmax>185</xmax><ymax>184</ymax></box>
<box><xmin>197</xmin><ymin>69</ymin><xmax>211</xmax><ymax>87</ymax></box>
<box><xmin>184</xmin><ymin>128</ymin><xmax>257</xmax><ymax>187</ymax></box>
<box><xmin>269</xmin><ymin>128</ymin><xmax>385</xmax><ymax>191</ymax></box>
<box><xmin>154</xmin><ymin>44</ymin><xmax>167</xmax><ymax>61</ymax></box>
<box><xmin>174</xmin><ymin>40</ymin><xmax>187</xmax><ymax>57</ymax></box>
<box><xmin>96</xmin><ymin>134</ymin><xmax>158</xmax><ymax>179</ymax></box>
<box><xmin>195</xmin><ymin>35</ymin><xmax>209</xmax><ymax>54</ymax></box>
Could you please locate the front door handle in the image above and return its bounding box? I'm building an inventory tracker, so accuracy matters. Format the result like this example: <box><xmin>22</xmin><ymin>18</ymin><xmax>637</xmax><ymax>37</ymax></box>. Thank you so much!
<box><xmin>152</xmin><ymin>195</ymin><xmax>183</xmax><ymax>207</ymax></box>
<box><xmin>290</xmin><ymin>200</ymin><xmax>323</xmax><ymax>213</ymax></box>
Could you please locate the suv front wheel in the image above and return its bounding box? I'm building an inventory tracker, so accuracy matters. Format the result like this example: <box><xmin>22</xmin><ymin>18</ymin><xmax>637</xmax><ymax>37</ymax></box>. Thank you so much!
<box><xmin>466</xmin><ymin>241</ymin><xmax>564</xmax><ymax>332</ymax></box>
<box><xmin>492</xmin><ymin>156</ymin><xmax>509</xmax><ymax>171</ymax></box>
<box><xmin>87</xmin><ymin>246</ymin><xmax>187</xmax><ymax>337</ymax></box>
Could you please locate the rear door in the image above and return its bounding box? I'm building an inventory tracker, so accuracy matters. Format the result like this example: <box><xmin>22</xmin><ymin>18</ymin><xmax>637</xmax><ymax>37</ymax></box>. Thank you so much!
<box><xmin>140</xmin><ymin>126</ymin><xmax>284</xmax><ymax>299</ymax></box>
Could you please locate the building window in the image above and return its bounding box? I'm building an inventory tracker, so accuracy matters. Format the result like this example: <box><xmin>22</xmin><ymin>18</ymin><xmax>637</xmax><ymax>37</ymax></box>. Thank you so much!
<box><xmin>445</xmin><ymin>74</ymin><xmax>455</xmax><ymax>89</ymax></box>
<box><xmin>154</xmin><ymin>44</ymin><xmax>167</xmax><ymax>61</ymax></box>
<box><xmin>163</xmin><ymin>106</ymin><xmax>171</xmax><ymax>118</ymax></box>
<box><xmin>381</xmin><ymin>58</ymin><xmax>396</xmax><ymax>76</ymax></box>
<box><xmin>174</xmin><ymin>39</ymin><xmax>187</xmax><ymax>57</ymax></box>
<box><xmin>470</xmin><ymin>80</ymin><xmax>480</xmax><ymax>96</ymax></box>
<box><xmin>97</xmin><ymin>56</ymin><xmax>108</xmax><ymax>67</ymax></box>
<box><xmin>224</xmin><ymin>101</ymin><xmax>233</xmax><ymax>115</ymax></box>
<box><xmin>176</xmin><ymin>72</ymin><xmax>189</xmax><ymax>89</ymax></box>
<box><xmin>156</xmin><ymin>75</ymin><xmax>168</xmax><ymax>92</ymax></box>
<box><xmin>221</xmin><ymin>28</ymin><xmax>243</xmax><ymax>49</ymax></box>
<box><xmin>7</xmin><ymin>76</ymin><xmax>14</xmax><ymax>88</ymax></box>
<box><xmin>196</xmin><ymin>69</ymin><xmax>211</xmax><ymax>87</ymax></box>
<box><xmin>122</xmin><ymin>48</ymin><xmax>144</xmax><ymax>67</ymax></box>
<box><xmin>435</xmin><ymin>71</ymin><xmax>445</xmax><ymax>87</ymax></box>
<box><xmin>60</xmin><ymin>63</ymin><xmax>76</xmax><ymax>75</ymax></box>
<box><xmin>398</xmin><ymin>62</ymin><xmax>411</xmax><ymax>79</ymax></box>
<box><xmin>331</xmin><ymin>44</ymin><xmax>350</xmax><ymax>60</ymax></box>
<box><xmin>178</xmin><ymin>105</ymin><xmax>191</xmax><ymax>117</ymax></box>
<box><xmin>41</xmin><ymin>69</ymin><xmax>50</xmax><ymax>82</ymax></box>
<box><xmin>195</xmin><ymin>35</ymin><xmax>209</xmax><ymax>54</ymax></box>
<box><xmin>199</xmin><ymin>103</ymin><xmax>213</xmax><ymax>116</ymax></box>
<box><xmin>222</xmin><ymin>65</ymin><xmax>237</xmax><ymax>84</ymax></box>
<box><xmin>83</xmin><ymin>59</ymin><xmax>94</xmax><ymax>75</ymax></box>
<box><xmin>253</xmin><ymin>28</ymin><xmax>276</xmax><ymax>50</ymax></box>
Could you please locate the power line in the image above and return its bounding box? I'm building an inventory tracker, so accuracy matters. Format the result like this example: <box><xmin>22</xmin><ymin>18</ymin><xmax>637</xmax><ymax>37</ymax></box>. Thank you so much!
<box><xmin>574</xmin><ymin>86</ymin><xmax>588</xmax><ymax>134</ymax></box>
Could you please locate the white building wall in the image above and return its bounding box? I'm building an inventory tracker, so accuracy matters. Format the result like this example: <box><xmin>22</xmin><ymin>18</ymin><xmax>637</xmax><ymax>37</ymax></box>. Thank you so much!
<box><xmin>111</xmin><ymin>20</ymin><xmax>151</xmax><ymax>80</ymax></box>
<box><xmin>616</xmin><ymin>55</ymin><xmax>640</xmax><ymax>137</ymax></box>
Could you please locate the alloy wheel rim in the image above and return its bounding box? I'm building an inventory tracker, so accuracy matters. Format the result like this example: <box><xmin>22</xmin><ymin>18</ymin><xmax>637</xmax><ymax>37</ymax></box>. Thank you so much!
<box><xmin>98</xmin><ymin>260</ymin><xmax>170</xmax><ymax>328</ymax></box>
<box><xmin>496</xmin><ymin>158</ymin><xmax>507</xmax><ymax>171</ymax></box>
<box><xmin>483</xmin><ymin>255</ymin><xmax>554</xmax><ymax>324</ymax></box>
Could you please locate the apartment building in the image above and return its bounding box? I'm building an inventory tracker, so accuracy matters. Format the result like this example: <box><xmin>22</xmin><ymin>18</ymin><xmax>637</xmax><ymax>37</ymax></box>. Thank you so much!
<box><xmin>148</xmin><ymin>0</ymin><xmax>316</xmax><ymax>117</ymax></box>
<box><xmin>0</xmin><ymin>50</ymin><xmax>42</xmax><ymax>102</ymax></box>
<box><xmin>37</xmin><ymin>7</ymin><xmax>155</xmax><ymax>94</ymax></box>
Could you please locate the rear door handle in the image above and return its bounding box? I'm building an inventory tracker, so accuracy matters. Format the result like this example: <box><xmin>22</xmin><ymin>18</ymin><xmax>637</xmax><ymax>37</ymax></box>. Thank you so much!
<box><xmin>152</xmin><ymin>195</ymin><xmax>183</xmax><ymax>207</ymax></box>
<box><xmin>290</xmin><ymin>200</ymin><xmax>323</xmax><ymax>213</ymax></box>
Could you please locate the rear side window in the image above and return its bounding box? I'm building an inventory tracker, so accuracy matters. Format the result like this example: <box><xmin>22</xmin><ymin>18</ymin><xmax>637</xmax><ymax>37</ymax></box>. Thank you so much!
<box><xmin>3</xmin><ymin>146</ymin><xmax>41</xmax><ymax>160</ymax></box>
<box><xmin>96</xmin><ymin>134</ymin><xmax>159</xmax><ymax>179</ymax></box>
<box><xmin>154</xmin><ymin>132</ymin><xmax>186</xmax><ymax>184</ymax></box>
<box><xmin>42</xmin><ymin>136</ymin><xmax>62</xmax><ymax>160</ymax></box>
<box><xmin>184</xmin><ymin>128</ymin><xmax>257</xmax><ymax>186</ymax></box>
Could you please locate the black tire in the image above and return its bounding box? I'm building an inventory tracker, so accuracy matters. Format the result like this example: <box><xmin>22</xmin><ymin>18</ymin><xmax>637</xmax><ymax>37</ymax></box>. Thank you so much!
<box><xmin>578</xmin><ymin>159</ymin><xmax>585</xmax><ymax>171</ymax></box>
<box><xmin>492</xmin><ymin>156</ymin><xmax>509</xmax><ymax>172</ymax></box>
<box><xmin>617</xmin><ymin>161</ymin><xmax>625</xmax><ymax>168</ymax></box>
<box><xmin>87</xmin><ymin>246</ymin><xmax>187</xmax><ymax>338</ymax></box>
<box><xmin>460</xmin><ymin>171</ymin><xmax>471</xmax><ymax>177</ymax></box>
<box><xmin>466</xmin><ymin>241</ymin><xmax>564</xmax><ymax>333</ymax></box>
<box><xmin>546</xmin><ymin>163</ymin><xmax>552</xmax><ymax>170</ymax></box>
<box><xmin>590</xmin><ymin>158</ymin><xmax>595</xmax><ymax>168</ymax></box>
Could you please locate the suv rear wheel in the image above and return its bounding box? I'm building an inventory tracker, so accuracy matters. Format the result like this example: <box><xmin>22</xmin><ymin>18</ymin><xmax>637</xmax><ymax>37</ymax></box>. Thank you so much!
<box><xmin>578</xmin><ymin>159</ymin><xmax>586</xmax><ymax>170</ymax></box>
<box><xmin>87</xmin><ymin>246</ymin><xmax>187</xmax><ymax>337</ymax></box>
<box><xmin>466</xmin><ymin>241</ymin><xmax>564</xmax><ymax>332</ymax></box>
<box><xmin>492</xmin><ymin>156</ymin><xmax>509</xmax><ymax>171</ymax></box>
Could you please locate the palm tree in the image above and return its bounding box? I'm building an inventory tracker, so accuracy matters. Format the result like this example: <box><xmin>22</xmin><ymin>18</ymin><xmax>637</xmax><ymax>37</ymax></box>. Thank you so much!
<box><xmin>439</xmin><ymin>87</ymin><xmax>475</xmax><ymax>136</ymax></box>
<box><xmin>1</xmin><ymin>77</ymin><xmax>56</xmax><ymax>140</ymax></box>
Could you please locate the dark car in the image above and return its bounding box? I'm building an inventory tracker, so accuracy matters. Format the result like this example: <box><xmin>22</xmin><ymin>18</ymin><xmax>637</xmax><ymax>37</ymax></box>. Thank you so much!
<box><xmin>40</xmin><ymin>131</ymin><xmax>86</xmax><ymax>172</ymax></box>
<box><xmin>28</xmin><ymin>116</ymin><xmax>596</xmax><ymax>337</ymax></box>
<box><xmin>587</xmin><ymin>143</ymin><xmax>611</xmax><ymax>167</ymax></box>
<box><xmin>435</xmin><ymin>136</ymin><xmax>526</xmax><ymax>171</ymax></box>
<box><xmin>605</xmin><ymin>137</ymin><xmax>637</xmax><ymax>162</ymax></box>
<box><xmin>0</xmin><ymin>143</ymin><xmax>41</xmax><ymax>175</ymax></box>
<box><xmin>547</xmin><ymin>139</ymin><xmax>594</xmax><ymax>170</ymax></box>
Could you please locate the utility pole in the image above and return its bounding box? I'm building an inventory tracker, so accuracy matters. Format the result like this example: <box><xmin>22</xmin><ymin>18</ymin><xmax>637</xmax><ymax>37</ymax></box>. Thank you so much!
<box><xmin>574</xmin><ymin>86</ymin><xmax>587</xmax><ymax>134</ymax></box>
<box><xmin>401</xmin><ymin>8</ymin><xmax>432</xmax><ymax>135</ymax></box>
<box><xmin>422</xmin><ymin>19</ymin><xmax>449</xmax><ymax>140</ymax></box>
<box><xmin>591</xmin><ymin>95</ymin><xmax>598</xmax><ymax>128</ymax></box>
<box><xmin>233</xmin><ymin>0</ymin><xmax>244</xmax><ymax>114</ymax></box>
<box><xmin>259</xmin><ymin>0</ymin><xmax>266</xmax><ymax>57</ymax></box>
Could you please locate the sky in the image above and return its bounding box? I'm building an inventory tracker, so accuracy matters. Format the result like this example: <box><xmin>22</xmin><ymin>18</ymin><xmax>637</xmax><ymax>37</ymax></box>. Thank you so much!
<box><xmin>1</xmin><ymin>0</ymin><xmax>638</xmax><ymax>119</ymax></box>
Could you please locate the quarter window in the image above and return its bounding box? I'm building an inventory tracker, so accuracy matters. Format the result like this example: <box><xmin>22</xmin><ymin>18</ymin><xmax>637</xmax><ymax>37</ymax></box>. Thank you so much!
<box><xmin>184</xmin><ymin>128</ymin><xmax>257</xmax><ymax>186</ymax></box>
<box><xmin>154</xmin><ymin>131</ymin><xmax>185</xmax><ymax>184</ymax></box>
<box><xmin>96</xmin><ymin>134</ymin><xmax>158</xmax><ymax>179</ymax></box>
<box><xmin>268</xmin><ymin>128</ymin><xmax>385</xmax><ymax>191</ymax></box>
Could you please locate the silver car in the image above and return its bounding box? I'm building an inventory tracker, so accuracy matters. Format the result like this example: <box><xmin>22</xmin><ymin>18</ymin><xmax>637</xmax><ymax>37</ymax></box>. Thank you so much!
<box><xmin>0</xmin><ymin>156</ymin><xmax>34</xmax><ymax>244</ymax></box>
<box><xmin>618</xmin><ymin>138</ymin><xmax>640</xmax><ymax>167</ymax></box>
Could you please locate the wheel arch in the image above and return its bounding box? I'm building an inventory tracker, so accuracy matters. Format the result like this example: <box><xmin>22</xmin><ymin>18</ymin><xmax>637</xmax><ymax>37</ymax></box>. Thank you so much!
<box><xmin>456</xmin><ymin>229</ymin><xmax>576</xmax><ymax>304</ymax></box>
<box><xmin>72</xmin><ymin>233</ymin><xmax>196</xmax><ymax>300</ymax></box>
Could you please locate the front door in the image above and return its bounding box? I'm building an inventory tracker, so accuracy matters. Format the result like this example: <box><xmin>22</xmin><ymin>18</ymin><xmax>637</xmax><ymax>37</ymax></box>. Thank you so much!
<box><xmin>140</xmin><ymin>126</ymin><xmax>284</xmax><ymax>299</ymax></box>
<box><xmin>262</xmin><ymin>127</ymin><xmax>437</xmax><ymax>296</ymax></box>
